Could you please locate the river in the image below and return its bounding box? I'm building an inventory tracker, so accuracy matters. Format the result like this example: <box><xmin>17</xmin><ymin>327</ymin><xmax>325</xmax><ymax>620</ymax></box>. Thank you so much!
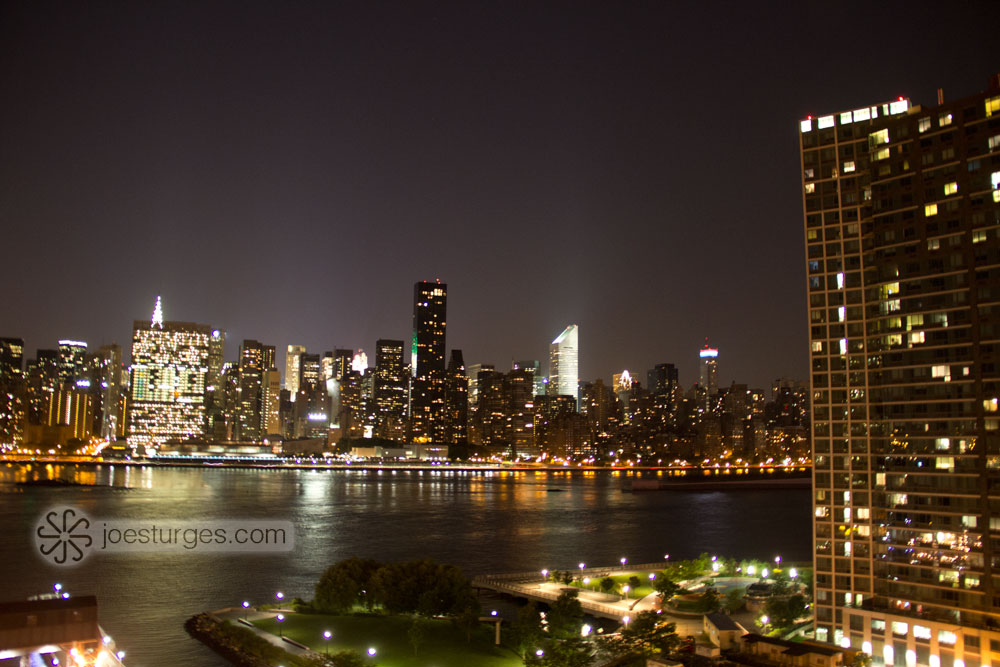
<box><xmin>0</xmin><ymin>463</ymin><xmax>810</xmax><ymax>666</ymax></box>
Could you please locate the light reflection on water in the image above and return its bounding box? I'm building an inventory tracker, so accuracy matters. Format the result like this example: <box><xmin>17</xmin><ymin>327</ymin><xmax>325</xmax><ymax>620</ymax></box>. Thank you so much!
<box><xmin>0</xmin><ymin>464</ymin><xmax>809</xmax><ymax>667</ymax></box>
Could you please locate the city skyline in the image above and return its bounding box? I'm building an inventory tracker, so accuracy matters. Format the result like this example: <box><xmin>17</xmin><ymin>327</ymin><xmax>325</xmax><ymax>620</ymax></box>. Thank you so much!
<box><xmin>3</xmin><ymin>4</ymin><xmax>999</xmax><ymax>393</ymax></box>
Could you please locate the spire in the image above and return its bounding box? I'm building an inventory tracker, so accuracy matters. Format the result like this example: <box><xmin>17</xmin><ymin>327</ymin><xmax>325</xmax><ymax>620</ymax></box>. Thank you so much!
<box><xmin>151</xmin><ymin>295</ymin><xmax>163</xmax><ymax>328</ymax></box>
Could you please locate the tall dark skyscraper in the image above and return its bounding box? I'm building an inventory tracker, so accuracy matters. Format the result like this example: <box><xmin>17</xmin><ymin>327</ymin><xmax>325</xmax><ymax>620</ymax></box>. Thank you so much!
<box><xmin>235</xmin><ymin>339</ymin><xmax>276</xmax><ymax>442</ymax></box>
<box><xmin>0</xmin><ymin>338</ymin><xmax>25</xmax><ymax>445</ymax></box>
<box><xmin>410</xmin><ymin>281</ymin><xmax>447</xmax><ymax>442</ymax></box>
<box><xmin>801</xmin><ymin>78</ymin><xmax>1000</xmax><ymax>656</ymax></box>
<box><xmin>445</xmin><ymin>349</ymin><xmax>468</xmax><ymax>446</ymax></box>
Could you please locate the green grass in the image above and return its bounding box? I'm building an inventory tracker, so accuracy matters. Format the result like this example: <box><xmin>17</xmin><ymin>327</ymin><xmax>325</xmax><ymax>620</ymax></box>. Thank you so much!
<box><xmin>570</xmin><ymin>572</ymin><xmax>658</xmax><ymax>600</ymax></box>
<box><xmin>254</xmin><ymin>613</ymin><xmax>522</xmax><ymax>667</ymax></box>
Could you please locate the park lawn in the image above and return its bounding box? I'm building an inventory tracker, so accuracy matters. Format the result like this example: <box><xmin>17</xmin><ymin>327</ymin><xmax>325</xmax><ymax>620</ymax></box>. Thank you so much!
<box><xmin>571</xmin><ymin>572</ymin><xmax>658</xmax><ymax>600</ymax></box>
<box><xmin>254</xmin><ymin>613</ymin><xmax>522</xmax><ymax>667</ymax></box>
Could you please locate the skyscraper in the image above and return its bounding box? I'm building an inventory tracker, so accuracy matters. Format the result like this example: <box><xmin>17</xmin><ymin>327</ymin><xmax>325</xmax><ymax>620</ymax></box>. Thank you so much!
<box><xmin>445</xmin><ymin>349</ymin><xmax>468</xmax><ymax>447</ymax></box>
<box><xmin>373</xmin><ymin>339</ymin><xmax>407</xmax><ymax>442</ymax></box>
<box><xmin>801</xmin><ymin>79</ymin><xmax>1000</xmax><ymax>655</ymax></box>
<box><xmin>0</xmin><ymin>338</ymin><xmax>25</xmax><ymax>445</ymax></box>
<box><xmin>698</xmin><ymin>342</ymin><xmax>718</xmax><ymax>397</ymax></box>
<box><xmin>235</xmin><ymin>340</ymin><xmax>276</xmax><ymax>442</ymax></box>
<box><xmin>410</xmin><ymin>281</ymin><xmax>447</xmax><ymax>442</ymax></box>
<box><xmin>57</xmin><ymin>340</ymin><xmax>88</xmax><ymax>383</ymax></box>
<box><xmin>285</xmin><ymin>344</ymin><xmax>305</xmax><ymax>397</ymax></box>
<box><xmin>128</xmin><ymin>297</ymin><xmax>212</xmax><ymax>448</ymax></box>
<box><xmin>548</xmin><ymin>325</ymin><xmax>579</xmax><ymax>408</ymax></box>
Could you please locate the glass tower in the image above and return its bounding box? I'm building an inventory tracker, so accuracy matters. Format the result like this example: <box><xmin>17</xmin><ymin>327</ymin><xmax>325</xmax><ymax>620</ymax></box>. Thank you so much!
<box><xmin>549</xmin><ymin>324</ymin><xmax>579</xmax><ymax>408</ymax></box>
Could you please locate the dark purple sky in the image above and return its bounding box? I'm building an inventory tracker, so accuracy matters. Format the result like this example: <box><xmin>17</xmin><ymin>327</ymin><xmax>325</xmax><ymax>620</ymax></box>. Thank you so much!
<box><xmin>2</xmin><ymin>2</ymin><xmax>998</xmax><ymax>390</ymax></box>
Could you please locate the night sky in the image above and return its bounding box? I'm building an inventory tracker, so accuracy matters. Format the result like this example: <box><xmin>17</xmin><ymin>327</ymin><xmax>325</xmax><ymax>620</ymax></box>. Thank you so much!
<box><xmin>2</xmin><ymin>2</ymin><xmax>998</xmax><ymax>391</ymax></box>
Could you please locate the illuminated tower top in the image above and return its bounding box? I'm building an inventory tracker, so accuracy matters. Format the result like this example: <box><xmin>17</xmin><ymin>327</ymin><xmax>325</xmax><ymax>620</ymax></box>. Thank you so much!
<box><xmin>151</xmin><ymin>295</ymin><xmax>164</xmax><ymax>329</ymax></box>
<box><xmin>698</xmin><ymin>339</ymin><xmax>718</xmax><ymax>397</ymax></box>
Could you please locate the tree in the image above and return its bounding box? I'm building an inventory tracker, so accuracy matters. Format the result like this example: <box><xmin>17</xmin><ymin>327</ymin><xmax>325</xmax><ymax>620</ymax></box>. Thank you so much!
<box><xmin>369</xmin><ymin>559</ymin><xmax>475</xmax><ymax>616</ymax></box>
<box><xmin>723</xmin><ymin>588</ymin><xmax>744</xmax><ymax>613</ymax></box>
<box><xmin>627</xmin><ymin>576</ymin><xmax>642</xmax><ymax>591</ymax></box>
<box><xmin>850</xmin><ymin>652</ymin><xmax>874</xmax><ymax>667</ymax></box>
<box><xmin>453</xmin><ymin>603</ymin><xmax>481</xmax><ymax>643</ymax></box>
<box><xmin>599</xmin><ymin>577</ymin><xmax>616</xmax><ymax>594</ymax></box>
<box><xmin>314</xmin><ymin>557</ymin><xmax>380</xmax><ymax>613</ymax></box>
<box><xmin>524</xmin><ymin>638</ymin><xmax>593</xmax><ymax>667</ymax></box>
<box><xmin>771</xmin><ymin>569</ymin><xmax>791</xmax><ymax>595</ymax></box>
<box><xmin>764</xmin><ymin>593</ymin><xmax>807</xmax><ymax>629</ymax></box>
<box><xmin>561</xmin><ymin>570</ymin><xmax>575</xmax><ymax>586</ymax></box>
<box><xmin>546</xmin><ymin>591</ymin><xmax>583</xmax><ymax>639</ymax></box>
<box><xmin>700</xmin><ymin>585</ymin><xmax>721</xmax><ymax>612</ymax></box>
<box><xmin>511</xmin><ymin>602</ymin><xmax>544</xmax><ymax>657</ymax></box>
<box><xmin>408</xmin><ymin>615</ymin><xmax>430</xmax><ymax>655</ymax></box>
<box><xmin>603</xmin><ymin>610</ymin><xmax>679</xmax><ymax>659</ymax></box>
<box><xmin>653</xmin><ymin>576</ymin><xmax>680</xmax><ymax>601</ymax></box>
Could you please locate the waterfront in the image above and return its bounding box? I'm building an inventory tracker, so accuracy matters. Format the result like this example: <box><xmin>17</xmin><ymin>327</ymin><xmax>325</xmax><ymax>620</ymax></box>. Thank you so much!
<box><xmin>0</xmin><ymin>464</ymin><xmax>810</xmax><ymax>666</ymax></box>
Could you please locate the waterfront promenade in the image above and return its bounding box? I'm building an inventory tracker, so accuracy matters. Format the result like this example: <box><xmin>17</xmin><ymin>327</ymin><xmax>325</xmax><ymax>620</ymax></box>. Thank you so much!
<box><xmin>473</xmin><ymin>564</ymin><xmax>708</xmax><ymax>636</ymax></box>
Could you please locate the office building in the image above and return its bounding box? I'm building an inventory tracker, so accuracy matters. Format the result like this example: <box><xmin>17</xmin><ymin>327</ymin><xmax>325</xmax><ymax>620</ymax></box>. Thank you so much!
<box><xmin>801</xmin><ymin>78</ymin><xmax>1000</xmax><ymax>657</ymax></box>
<box><xmin>0</xmin><ymin>338</ymin><xmax>25</xmax><ymax>445</ymax></box>
<box><xmin>235</xmin><ymin>340</ymin><xmax>276</xmax><ymax>442</ymax></box>
<box><xmin>373</xmin><ymin>339</ymin><xmax>408</xmax><ymax>442</ymax></box>
<box><xmin>127</xmin><ymin>297</ymin><xmax>212</xmax><ymax>448</ymax></box>
<box><xmin>57</xmin><ymin>340</ymin><xmax>87</xmax><ymax>383</ymax></box>
<box><xmin>207</xmin><ymin>329</ymin><xmax>225</xmax><ymax>391</ymax></box>
<box><xmin>445</xmin><ymin>350</ymin><xmax>468</xmax><ymax>446</ymax></box>
<box><xmin>410</xmin><ymin>281</ymin><xmax>447</xmax><ymax>442</ymax></box>
<box><xmin>285</xmin><ymin>344</ymin><xmax>306</xmax><ymax>397</ymax></box>
<box><xmin>548</xmin><ymin>325</ymin><xmax>579</xmax><ymax>408</ymax></box>
<box><xmin>699</xmin><ymin>342</ymin><xmax>719</xmax><ymax>398</ymax></box>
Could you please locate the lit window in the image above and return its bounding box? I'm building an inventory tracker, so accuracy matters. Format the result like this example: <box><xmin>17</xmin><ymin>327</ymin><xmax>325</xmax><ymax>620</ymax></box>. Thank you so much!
<box><xmin>812</xmin><ymin>341</ymin><xmax>823</xmax><ymax>353</ymax></box>
<box><xmin>836</xmin><ymin>273</ymin><xmax>845</xmax><ymax>289</ymax></box>
<box><xmin>938</xmin><ymin>113</ymin><xmax>953</xmax><ymax>127</ymax></box>
<box><xmin>909</xmin><ymin>332</ymin><xmax>924</xmax><ymax>344</ymax></box>
<box><xmin>840</xmin><ymin>112</ymin><xmax>853</xmax><ymax>125</ymax></box>
<box><xmin>918</xmin><ymin>117</ymin><xmax>931</xmax><ymax>133</ymax></box>
<box><xmin>984</xmin><ymin>398</ymin><xmax>999</xmax><ymax>413</ymax></box>
<box><xmin>914</xmin><ymin>626</ymin><xmax>931</xmax><ymax>640</ymax></box>
<box><xmin>852</xmin><ymin>108</ymin><xmax>870</xmax><ymax>122</ymax></box>
<box><xmin>843</xmin><ymin>161</ymin><xmax>856</xmax><ymax>173</ymax></box>
<box><xmin>839</xmin><ymin>339</ymin><xmax>847</xmax><ymax>355</ymax></box>
<box><xmin>805</xmin><ymin>183</ymin><xmax>815</xmax><ymax>193</ymax></box>
<box><xmin>989</xmin><ymin>135</ymin><xmax>1000</xmax><ymax>151</ymax></box>
<box><xmin>838</xmin><ymin>307</ymin><xmax>846</xmax><ymax>322</ymax></box>
<box><xmin>944</xmin><ymin>182</ymin><xmax>957</xmax><ymax>195</ymax></box>
<box><xmin>804</xmin><ymin>168</ymin><xmax>814</xmax><ymax>179</ymax></box>
<box><xmin>973</xmin><ymin>230</ymin><xmax>987</xmax><ymax>244</ymax></box>
<box><xmin>925</xmin><ymin>203</ymin><xmax>938</xmax><ymax>216</ymax></box>
<box><xmin>890</xmin><ymin>99</ymin><xmax>908</xmax><ymax>115</ymax></box>
<box><xmin>801</xmin><ymin>119</ymin><xmax>813</xmax><ymax>133</ymax></box>
<box><xmin>928</xmin><ymin>238</ymin><xmax>940</xmax><ymax>250</ymax></box>
<box><xmin>871</xmin><ymin>128</ymin><xmax>890</xmax><ymax>145</ymax></box>
<box><xmin>818</xmin><ymin>115</ymin><xmax>835</xmax><ymax>129</ymax></box>
<box><xmin>986</xmin><ymin>96</ymin><xmax>1000</xmax><ymax>117</ymax></box>
<box><xmin>874</xmin><ymin>147</ymin><xmax>890</xmax><ymax>161</ymax></box>
<box><xmin>992</xmin><ymin>172</ymin><xmax>1000</xmax><ymax>189</ymax></box>
<box><xmin>932</xmin><ymin>365</ymin><xmax>951</xmax><ymax>381</ymax></box>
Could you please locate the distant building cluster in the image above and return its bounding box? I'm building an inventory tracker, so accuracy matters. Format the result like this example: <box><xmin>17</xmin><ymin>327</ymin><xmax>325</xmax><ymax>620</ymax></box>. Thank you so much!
<box><xmin>0</xmin><ymin>281</ymin><xmax>807</xmax><ymax>462</ymax></box>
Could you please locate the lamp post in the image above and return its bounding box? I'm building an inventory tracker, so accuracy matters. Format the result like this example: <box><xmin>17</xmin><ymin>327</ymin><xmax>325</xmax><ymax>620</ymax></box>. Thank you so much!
<box><xmin>323</xmin><ymin>630</ymin><xmax>331</xmax><ymax>655</ymax></box>
<box><xmin>620</xmin><ymin>557</ymin><xmax>627</xmax><ymax>571</ymax></box>
<box><xmin>242</xmin><ymin>600</ymin><xmax>250</xmax><ymax>621</ymax></box>
<box><xmin>578</xmin><ymin>562</ymin><xmax>585</xmax><ymax>578</ymax></box>
<box><xmin>622</xmin><ymin>585</ymin><xmax>630</xmax><ymax>601</ymax></box>
<box><xmin>276</xmin><ymin>613</ymin><xmax>284</xmax><ymax>637</ymax></box>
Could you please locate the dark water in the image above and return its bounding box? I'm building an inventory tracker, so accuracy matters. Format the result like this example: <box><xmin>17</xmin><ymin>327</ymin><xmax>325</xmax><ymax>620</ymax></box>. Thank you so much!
<box><xmin>0</xmin><ymin>464</ymin><xmax>810</xmax><ymax>666</ymax></box>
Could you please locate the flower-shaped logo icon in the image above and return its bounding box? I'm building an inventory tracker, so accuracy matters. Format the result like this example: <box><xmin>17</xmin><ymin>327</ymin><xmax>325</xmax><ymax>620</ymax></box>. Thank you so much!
<box><xmin>35</xmin><ymin>507</ymin><xmax>93</xmax><ymax>566</ymax></box>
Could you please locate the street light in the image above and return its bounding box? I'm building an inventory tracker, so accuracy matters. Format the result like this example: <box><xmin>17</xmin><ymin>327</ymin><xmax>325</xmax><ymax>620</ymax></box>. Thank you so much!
<box><xmin>648</xmin><ymin>573</ymin><xmax>656</xmax><ymax>581</ymax></box>
<box><xmin>620</xmin><ymin>557</ymin><xmax>627</xmax><ymax>570</ymax></box>
<box><xmin>541</xmin><ymin>569</ymin><xmax>548</xmax><ymax>580</ymax></box>
<box><xmin>242</xmin><ymin>600</ymin><xmax>250</xmax><ymax>621</ymax></box>
<box><xmin>535</xmin><ymin>649</ymin><xmax>544</xmax><ymax>657</ymax></box>
<box><xmin>622</xmin><ymin>585</ymin><xmax>630</xmax><ymax>600</ymax></box>
<box><xmin>323</xmin><ymin>630</ymin><xmax>331</xmax><ymax>655</ymax></box>
<box><xmin>275</xmin><ymin>591</ymin><xmax>285</xmax><ymax>603</ymax></box>
<box><xmin>276</xmin><ymin>613</ymin><xmax>284</xmax><ymax>637</ymax></box>
<box><xmin>368</xmin><ymin>647</ymin><xmax>377</xmax><ymax>657</ymax></box>
<box><xmin>622</xmin><ymin>616</ymin><xmax>630</xmax><ymax>628</ymax></box>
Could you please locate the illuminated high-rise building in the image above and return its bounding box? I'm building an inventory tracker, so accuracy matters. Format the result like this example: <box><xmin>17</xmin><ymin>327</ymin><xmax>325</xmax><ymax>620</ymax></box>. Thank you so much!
<box><xmin>57</xmin><ymin>340</ymin><xmax>88</xmax><ymax>383</ymax></box>
<box><xmin>25</xmin><ymin>349</ymin><xmax>58</xmax><ymax>425</ymax></box>
<box><xmin>373</xmin><ymin>339</ymin><xmax>407</xmax><ymax>442</ymax></box>
<box><xmin>800</xmin><ymin>78</ymin><xmax>1000</xmax><ymax>654</ymax></box>
<box><xmin>127</xmin><ymin>297</ymin><xmax>212</xmax><ymax>448</ymax></box>
<box><xmin>0</xmin><ymin>338</ymin><xmax>25</xmax><ymax>445</ymax></box>
<box><xmin>548</xmin><ymin>325</ymin><xmax>579</xmax><ymax>408</ymax></box>
<box><xmin>445</xmin><ymin>349</ymin><xmax>468</xmax><ymax>446</ymax></box>
<box><xmin>698</xmin><ymin>342</ymin><xmax>718</xmax><ymax>398</ymax></box>
<box><xmin>261</xmin><ymin>368</ymin><xmax>282</xmax><ymax>438</ymax></box>
<box><xmin>207</xmin><ymin>329</ymin><xmax>225</xmax><ymax>390</ymax></box>
<box><xmin>235</xmin><ymin>339</ymin><xmax>276</xmax><ymax>442</ymax></box>
<box><xmin>410</xmin><ymin>280</ymin><xmax>447</xmax><ymax>442</ymax></box>
<box><xmin>285</xmin><ymin>344</ymin><xmax>305</xmax><ymax>398</ymax></box>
